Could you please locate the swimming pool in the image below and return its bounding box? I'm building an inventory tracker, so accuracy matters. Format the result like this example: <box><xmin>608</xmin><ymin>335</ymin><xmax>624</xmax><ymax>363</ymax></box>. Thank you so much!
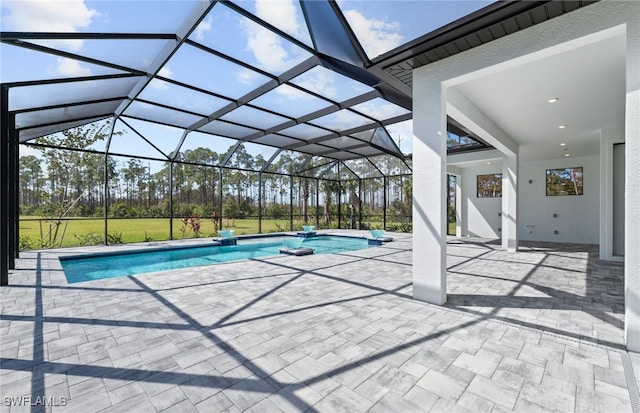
<box><xmin>60</xmin><ymin>235</ymin><xmax>371</xmax><ymax>283</ymax></box>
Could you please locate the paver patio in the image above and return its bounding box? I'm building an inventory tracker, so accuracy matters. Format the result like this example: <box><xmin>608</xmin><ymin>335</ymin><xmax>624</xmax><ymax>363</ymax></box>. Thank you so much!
<box><xmin>0</xmin><ymin>231</ymin><xmax>636</xmax><ymax>412</ymax></box>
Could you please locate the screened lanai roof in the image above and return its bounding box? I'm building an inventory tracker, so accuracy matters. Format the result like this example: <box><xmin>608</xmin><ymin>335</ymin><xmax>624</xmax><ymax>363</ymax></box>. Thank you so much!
<box><xmin>1</xmin><ymin>0</ymin><xmax>506</xmax><ymax>176</ymax></box>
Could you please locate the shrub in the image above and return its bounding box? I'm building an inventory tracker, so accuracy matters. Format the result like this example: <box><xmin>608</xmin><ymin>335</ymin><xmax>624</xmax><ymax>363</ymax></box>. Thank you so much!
<box><xmin>19</xmin><ymin>235</ymin><xmax>38</xmax><ymax>251</ymax></box>
<box><xmin>109</xmin><ymin>203</ymin><xmax>135</xmax><ymax>218</ymax></box>
<box><xmin>386</xmin><ymin>224</ymin><xmax>399</xmax><ymax>232</ymax></box>
<box><xmin>74</xmin><ymin>233</ymin><xmax>103</xmax><ymax>246</ymax></box>
<box><xmin>400</xmin><ymin>221</ymin><xmax>412</xmax><ymax>232</ymax></box>
<box><xmin>107</xmin><ymin>232</ymin><xmax>124</xmax><ymax>244</ymax></box>
<box><xmin>173</xmin><ymin>203</ymin><xmax>194</xmax><ymax>218</ymax></box>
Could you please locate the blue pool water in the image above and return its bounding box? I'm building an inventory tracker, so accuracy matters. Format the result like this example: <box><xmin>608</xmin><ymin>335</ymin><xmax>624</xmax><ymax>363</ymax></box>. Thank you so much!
<box><xmin>60</xmin><ymin>236</ymin><xmax>371</xmax><ymax>283</ymax></box>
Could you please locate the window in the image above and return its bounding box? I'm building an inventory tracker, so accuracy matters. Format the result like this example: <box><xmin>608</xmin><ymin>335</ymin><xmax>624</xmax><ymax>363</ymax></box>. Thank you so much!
<box><xmin>546</xmin><ymin>167</ymin><xmax>583</xmax><ymax>196</ymax></box>
<box><xmin>477</xmin><ymin>174</ymin><xmax>502</xmax><ymax>198</ymax></box>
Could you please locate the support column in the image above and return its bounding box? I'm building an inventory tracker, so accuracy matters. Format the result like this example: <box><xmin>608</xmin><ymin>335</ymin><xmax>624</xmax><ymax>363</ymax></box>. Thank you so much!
<box><xmin>315</xmin><ymin>179</ymin><xmax>320</xmax><ymax>229</ymax></box>
<box><xmin>103</xmin><ymin>120</ymin><xmax>116</xmax><ymax>245</ymax></box>
<box><xmin>446</xmin><ymin>166</ymin><xmax>463</xmax><ymax>238</ymax></box>
<box><xmin>455</xmin><ymin>175</ymin><xmax>463</xmax><ymax>237</ymax></box>
<box><xmin>1</xmin><ymin>86</ymin><xmax>9</xmax><ymax>285</ymax></box>
<box><xmin>358</xmin><ymin>178</ymin><xmax>363</xmax><ymax>230</ymax></box>
<box><xmin>502</xmin><ymin>154</ymin><xmax>518</xmax><ymax>252</ymax></box>
<box><xmin>412</xmin><ymin>75</ymin><xmax>447</xmax><ymax>305</ymax></box>
<box><xmin>169</xmin><ymin>163</ymin><xmax>174</xmax><ymax>239</ymax></box>
<box><xmin>600</xmin><ymin>132</ymin><xmax>625</xmax><ymax>261</ymax></box>
<box><xmin>8</xmin><ymin>110</ymin><xmax>18</xmax><ymax>268</ymax></box>
<box><xmin>258</xmin><ymin>173</ymin><xmax>262</xmax><ymax>234</ymax></box>
<box><xmin>337</xmin><ymin>180</ymin><xmax>342</xmax><ymax>229</ymax></box>
<box><xmin>218</xmin><ymin>167</ymin><xmax>223</xmax><ymax>229</ymax></box>
<box><xmin>103</xmin><ymin>154</ymin><xmax>109</xmax><ymax>244</ymax></box>
<box><xmin>383</xmin><ymin>176</ymin><xmax>387</xmax><ymax>230</ymax></box>
<box><xmin>625</xmin><ymin>18</ymin><xmax>640</xmax><ymax>351</ymax></box>
<box><xmin>289</xmin><ymin>175</ymin><xmax>293</xmax><ymax>231</ymax></box>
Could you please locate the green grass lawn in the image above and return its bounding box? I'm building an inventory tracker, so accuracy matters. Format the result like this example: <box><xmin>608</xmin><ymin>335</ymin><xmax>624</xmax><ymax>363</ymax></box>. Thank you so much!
<box><xmin>19</xmin><ymin>216</ymin><xmax>417</xmax><ymax>249</ymax></box>
<box><xmin>19</xmin><ymin>217</ymin><xmax>298</xmax><ymax>248</ymax></box>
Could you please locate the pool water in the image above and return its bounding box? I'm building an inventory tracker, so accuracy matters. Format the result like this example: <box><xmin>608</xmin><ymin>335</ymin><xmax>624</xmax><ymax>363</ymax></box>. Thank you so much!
<box><xmin>60</xmin><ymin>236</ymin><xmax>371</xmax><ymax>283</ymax></box>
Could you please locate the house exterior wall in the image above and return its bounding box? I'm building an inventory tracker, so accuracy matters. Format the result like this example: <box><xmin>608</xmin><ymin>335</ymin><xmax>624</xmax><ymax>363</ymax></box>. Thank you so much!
<box><xmin>623</xmin><ymin>7</ymin><xmax>640</xmax><ymax>351</ymax></box>
<box><xmin>461</xmin><ymin>164</ymin><xmax>502</xmax><ymax>239</ymax></box>
<box><xmin>413</xmin><ymin>0</ymin><xmax>640</xmax><ymax>349</ymax></box>
<box><xmin>458</xmin><ymin>155</ymin><xmax>599</xmax><ymax>243</ymax></box>
<box><xmin>518</xmin><ymin>155</ymin><xmax>600</xmax><ymax>244</ymax></box>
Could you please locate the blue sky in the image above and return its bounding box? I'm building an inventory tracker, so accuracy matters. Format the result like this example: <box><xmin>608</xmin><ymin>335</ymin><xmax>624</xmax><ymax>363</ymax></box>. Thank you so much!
<box><xmin>2</xmin><ymin>0</ymin><xmax>492</xmax><ymax>162</ymax></box>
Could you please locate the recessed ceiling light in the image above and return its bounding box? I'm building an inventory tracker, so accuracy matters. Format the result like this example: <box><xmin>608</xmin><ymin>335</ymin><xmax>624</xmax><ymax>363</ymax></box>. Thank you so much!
<box><xmin>558</xmin><ymin>125</ymin><xmax>567</xmax><ymax>129</ymax></box>
<box><xmin>560</xmin><ymin>143</ymin><xmax>566</xmax><ymax>146</ymax></box>
<box><xmin>564</xmin><ymin>153</ymin><xmax>570</xmax><ymax>157</ymax></box>
<box><xmin>548</xmin><ymin>98</ymin><xmax>559</xmax><ymax>103</ymax></box>
<box><xmin>487</xmin><ymin>162</ymin><xmax>491</xmax><ymax>165</ymax></box>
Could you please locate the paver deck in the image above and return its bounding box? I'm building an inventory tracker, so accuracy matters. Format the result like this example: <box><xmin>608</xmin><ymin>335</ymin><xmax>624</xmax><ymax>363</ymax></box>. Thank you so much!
<box><xmin>1</xmin><ymin>231</ymin><xmax>635</xmax><ymax>412</ymax></box>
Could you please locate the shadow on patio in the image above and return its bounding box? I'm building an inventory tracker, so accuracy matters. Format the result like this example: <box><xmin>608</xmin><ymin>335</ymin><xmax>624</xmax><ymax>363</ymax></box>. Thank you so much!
<box><xmin>0</xmin><ymin>234</ymin><xmax>633</xmax><ymax>412</ymax></box>
<box><xmin>445</xmin><ymin>238</ymin><xmax>625</xmax><ymax>349</ymax></box>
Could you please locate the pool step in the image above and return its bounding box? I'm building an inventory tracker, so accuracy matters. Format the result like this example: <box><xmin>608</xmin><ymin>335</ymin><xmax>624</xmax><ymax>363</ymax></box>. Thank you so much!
<box><xmin>279</xmin><ymin>247</ymin><xmax>315</xmax><ymax>256</ymax></box>
<box><xmin>368</xmin><ymin>237</ymin><xmax>394</xmax><ymax>246</ymax></box>
<box><xmin>212</xmin><ymin>237</ymin><xmax>238</xmax><ymax>246</ymax></box>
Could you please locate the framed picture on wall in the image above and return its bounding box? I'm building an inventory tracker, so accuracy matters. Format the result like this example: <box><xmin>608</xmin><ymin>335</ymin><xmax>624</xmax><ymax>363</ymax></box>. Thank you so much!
<box><xmin>546</xmin><ymin>166</ymin><xmax>583</xmax><ymax>196</ymax></box>
<box><xmin>477</xmin><ymin>173</ymin><xmax>502</xmax><ymax>198</ymax></box>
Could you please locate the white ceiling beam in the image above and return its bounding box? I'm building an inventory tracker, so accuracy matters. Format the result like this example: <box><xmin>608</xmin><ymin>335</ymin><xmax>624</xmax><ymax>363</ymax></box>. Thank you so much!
<box><xmin>447</xmin><ymin>87</ymin><xmax>518</xmax><ymax>157</ymax></box>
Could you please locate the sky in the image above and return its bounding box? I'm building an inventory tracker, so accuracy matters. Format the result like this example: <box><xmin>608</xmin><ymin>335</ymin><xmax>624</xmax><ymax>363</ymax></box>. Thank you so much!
<box><xmin>1</xmin><ymin>0</ymin><xmax>493</xmax><ymax>163</ymax></box>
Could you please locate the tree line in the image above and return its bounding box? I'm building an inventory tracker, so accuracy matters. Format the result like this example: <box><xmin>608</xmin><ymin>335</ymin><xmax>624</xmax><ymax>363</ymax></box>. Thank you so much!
<box><xmin>19</xmin><ymin>123</ymin><xmax>412</xmax><ymax>225</ymax></box>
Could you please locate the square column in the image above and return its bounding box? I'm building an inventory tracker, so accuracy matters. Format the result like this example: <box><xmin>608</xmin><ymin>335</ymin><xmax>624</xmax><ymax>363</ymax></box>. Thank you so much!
<box><xmin>502</xmin><ymin>154</ymin><xmax>518</xmax><ymax>252</ymax></box>
<box><xmin>456</xmin><ymin>174</ymin><xmax>463</xmax><ymax>238</ymax></box>
<box><xmin>624</xmin><ymin>20</ymin><xmax>640</xmax><ymax>352</ymax></box>
<box><xmin>412</xmin><ymin>76</ymin><xmax>447</xmax><ymax>305</ymax></box>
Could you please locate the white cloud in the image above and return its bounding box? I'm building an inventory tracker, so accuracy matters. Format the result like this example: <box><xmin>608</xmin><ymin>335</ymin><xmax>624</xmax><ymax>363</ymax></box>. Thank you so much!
<box><xmin>274</xmin><ymin>84</ymin><xmax>312</xmax><ymax>100</ymax></box>
<box><xmin>244</xmin><ymin>24</ymin><xmax>291</xmax><ymax>74</ymax></box>
<box><xmin>2</xmin><ymin>0</ymin><xmax>98</xmax><ymax>51</ymax></box>
<box><xmin>239</xmin><ymin>0</ymin><xmax>311</xmax><ymax>76</ymax></box>
<box><xmin>292</xmin><ymin>69</ymin><xmax>338</xmax><ymax>99</ymax></box>
<box><xmin>236</xmin><ymin>67</ymin><xmax>259</xmax><ymax>85</ymax></box>
<box><xmin>355</xmin><ymin>100</ymin><xmax>408</xmax><ymax>120</ymax></box>
<box><xmin>386</xmin><ymin>120</ymin><xmax>413</xmax><ymax>154</ymax></box>
<box><xmin>158</xmin><ymin>66</ymin><xmax>173</xmax><ymax>79</ymax></box>
<box><xmin>332</xmin><ymin>110</ymin><xmax>369</xmax><ymax>131</ymax></box>
<box><xmin>242</xmin><ymin>24</ymin><xmax>309</xmax><ymax>77</ymax></box>
<box><xmin>342</xmin><ymin>9</ymin><xmax>403</xmax><ymax>58</ymax></box>
<box><xmin>2</xmin><ymin>0</ymin><xmax>97</xmax><ymax>31</ymax></box>
<box><xmin>51</xmin><ymin>58</ymin><xmax>92</xmax><ymax>77</ymax></box>
<box><xmin>19</xmin><ymin>145</ymin><xmax>42</xmax><ymax>159</ymax></box>
<box><xmin>193</xmin><ymin>15</ymin><xmax>212</xmax><ymax>42</ymax></box>
<box><xmin>255</xmin><ymin>0</ymin><xmax>304</xmax><ymax>40</ymax></box>
<box><xmin>150</xmin><ymin>66</ymin><xmax>174</xmax><ymax>90</ymax></box>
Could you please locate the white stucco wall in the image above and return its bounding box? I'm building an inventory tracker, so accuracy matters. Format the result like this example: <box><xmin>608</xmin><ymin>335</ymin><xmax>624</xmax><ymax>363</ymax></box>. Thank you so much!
<box><xmin>457</xmin><ymin>156</ymin><xmax>599</xmax><ymax>243</ymax></box>
<box><xmin>623</xmin><ymin>7</ymin><xmax>640</xmax><ymax>351</ymax></box>
<box><xmin>518</xmin><ymin>156</ymin><xmax>600</xmax><ymax>244</ymax></box>
<box><xmin>461</xmin><ymin>165</ymin><xmax>502</xmax><ymax>238</ymax></box>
